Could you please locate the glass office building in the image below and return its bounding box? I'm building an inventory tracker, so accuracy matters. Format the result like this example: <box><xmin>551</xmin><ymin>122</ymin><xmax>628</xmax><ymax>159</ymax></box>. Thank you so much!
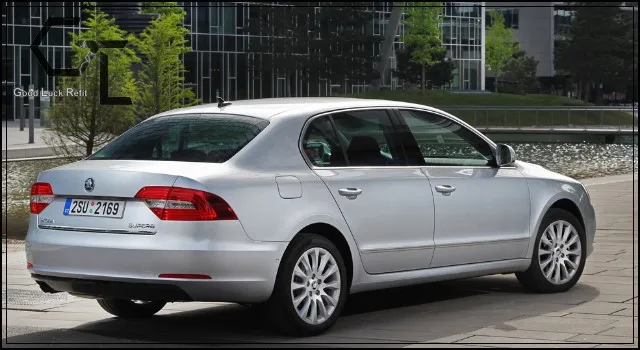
<box><xmin>441</xmin><ymin>2</ymin><xmax>485</xmax><ymax>91</ymax></box>
<box><xmin>2</xmin><ymin>2</ymin><xmax>486</xmax><ymax>120</ymax></box>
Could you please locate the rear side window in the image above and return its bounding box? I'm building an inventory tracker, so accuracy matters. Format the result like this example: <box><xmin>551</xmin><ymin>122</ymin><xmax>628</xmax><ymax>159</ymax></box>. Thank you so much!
<box><xmin>90</xmin><ymin>114</ymin><xmax>269</xmax><ymax>163</ymax></box>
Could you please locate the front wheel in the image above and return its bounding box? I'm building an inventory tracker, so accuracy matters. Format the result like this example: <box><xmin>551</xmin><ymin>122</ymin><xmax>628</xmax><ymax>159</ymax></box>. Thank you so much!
<box><xmin>263</xmin><ymin>233</ymin><xmax>348</xmax><ymax>336</ymax></box>
<box><xmin>516</xmin><ymin>208</ymin><xmax>586</xmax><ymax>293</ymax></box>
<box><xmin>97</xmin><ymin>298</ymin><xmax>166</xmax><ymax>318</ymax></box>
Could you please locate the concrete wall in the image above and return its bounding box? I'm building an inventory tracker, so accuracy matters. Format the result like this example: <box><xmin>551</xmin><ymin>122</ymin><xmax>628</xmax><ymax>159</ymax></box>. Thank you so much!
<box><xmin>486</xmin><ymin>2</ymin><xmax>555</xmax><ymax>77</ymax></box>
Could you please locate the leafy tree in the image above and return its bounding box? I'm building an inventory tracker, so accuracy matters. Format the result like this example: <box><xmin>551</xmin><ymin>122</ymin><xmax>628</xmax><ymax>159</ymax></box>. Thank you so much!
<box><xmin>395</xmin><ymin>46</ymin><xmax>453</xmax><ymax>89</ymax></box>
<box><xmin>402</xmin><ymin>2</ymin><xmax>446</xmax><ymax>93</ymax></box>
<box><xmin>315</xmin><ymin>4</ymin><xmax>382</xmax><ymax>93</ymax></box>
<box><xmin>425</xmin><ymin>50</ymin><xmax>455</xmax><ymax>89</ymax></box>
<box><xmin>46</xmin><ymin>5</ymin><xmax>139</xmax><ymax>157</ymax></box>
<box><xmin>555</xmin><ymin>2</ymin><xmax>635</xmax><ymax>103</ymax></box>
<box><xmin>501</xmin><ymin>50</ymin><xmax>539</xmax><ymax>95</ymax></box>
<box><xmin>485</xmin><ymin>10</ymin><xmax>519</xmax><ymax>93</ymax></box>
<box><xmin>246</xmin><ymin>3</ymin><xmax>382</xmax><ymax>96</ymax></box>
<box><xmin>134</xmin><ymin>3</ymin><xmax>197</xmax><ymax>120</ymax></box>
<box><xmin>246</xmin><ymin>4</ymin><xmax>315</xmax><ymax>97</ymax></box>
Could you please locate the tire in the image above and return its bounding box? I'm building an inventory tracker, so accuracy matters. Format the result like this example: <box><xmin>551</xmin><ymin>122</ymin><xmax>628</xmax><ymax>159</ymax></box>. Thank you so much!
<box><xmin>262</xmin><ymin>233</ymin><xmax>348</xmax><ymax>336</ymax></box>
<box><xmin>97</xmin><ymin>298</ymin><xmax>166</xmax><ymax>318</ymax></box>
<box><xmin>516</xmin><ymin>208</ymin><xmax>587</xmax><ymax>293</ymax></box>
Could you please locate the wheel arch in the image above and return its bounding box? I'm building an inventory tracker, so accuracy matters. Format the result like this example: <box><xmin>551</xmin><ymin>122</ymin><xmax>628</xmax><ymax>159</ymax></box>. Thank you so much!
<box><xmin>284</xmin><ymin>223</ymin><xmax>355</xmax><ymax>291</ymax></box>
<box><xmin>526</xmin><ymin>194</ymin><xmax>586</xmax><ymax>260</ymax></box>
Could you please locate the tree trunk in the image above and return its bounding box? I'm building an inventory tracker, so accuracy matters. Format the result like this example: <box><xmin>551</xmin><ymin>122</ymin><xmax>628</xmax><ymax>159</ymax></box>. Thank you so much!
<box><xmin>86</xmin><ymin>135</ymin><xmax>94</xmax><ymax>157</ymax></box>
<box><xmin>582</xmin><ymin>81</ymin><xmax>591</xmax><ymax>102</ymax></box>
<box><xmin>595</xmin><ymin>83</ymin><xmax>602</xmax><ymax>105</ymax></box>
<box><xmin>495</xmin><ymin>72</ymin><xmax>499</xmax><ymax>93</ymax></box>
<box><xmin>421</xmin><ymin>65</ymin><xmax>426</xmax><ymax>94</ymax></box>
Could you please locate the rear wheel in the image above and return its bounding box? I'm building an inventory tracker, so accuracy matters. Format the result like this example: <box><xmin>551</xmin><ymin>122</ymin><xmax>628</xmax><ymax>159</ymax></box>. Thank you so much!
<box><xmin>97</xmin><ymin>298</ymin><xmax>166</xmax><ymax>318</ymax></box>
<box><xmin>516</xmin><ymin>208</ymin><xmax>586</xmax><ymax>293</ymax></box>
<box><xmin>263</xmin><ymin>233</ymin><xmax>348</xmax><ymax>336</ymax></box>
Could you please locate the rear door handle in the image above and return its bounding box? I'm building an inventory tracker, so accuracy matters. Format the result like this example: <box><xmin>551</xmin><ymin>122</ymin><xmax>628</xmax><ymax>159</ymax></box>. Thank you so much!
<box><xmin>338</xmin><ymin>188</ymin><xmax>362</xmax><ymax>200</ymax></box>
<box><xmin>435</xmin><ymin>185</ymin><xmax>456</xmax><ymax>196</ymax></box>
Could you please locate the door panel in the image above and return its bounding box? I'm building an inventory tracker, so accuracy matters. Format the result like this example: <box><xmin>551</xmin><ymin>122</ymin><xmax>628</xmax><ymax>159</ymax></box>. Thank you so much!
<box><xmin>423</xmin><ymin>166</ymin><xmax>530</xmax><ymax>267</ymax></box>
<box><xmin>395</xmin><ymin>108</ymin><xmax>531</xmax><ymax>267</ymax></box>
<box><xmin>302</xmin><ymin>109</ymin><xmax>436</xmax><ymax>275</ymax></box>
<box><xmin>315</xmin><ymin>168</ymin><xmax>436</xmax><ymax>274</ymax></box>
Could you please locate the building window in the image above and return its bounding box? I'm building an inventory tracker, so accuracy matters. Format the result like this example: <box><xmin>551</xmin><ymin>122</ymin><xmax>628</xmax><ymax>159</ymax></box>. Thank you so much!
<box><xmin>486</xmin><ymin>8</ymin><xmax>519</xmax><ymax>29</ymax></box>
<box><xmin>554</xmin><ymin>6</ymin><xmax>574</xmax><ymax>37</ymax></box>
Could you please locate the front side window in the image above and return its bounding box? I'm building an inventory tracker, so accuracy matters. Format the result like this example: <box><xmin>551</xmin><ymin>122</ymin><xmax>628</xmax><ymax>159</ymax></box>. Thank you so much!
<box><xmin>398</xmin><ymin>109</ymin><xmax>495</xmax><ymax>166</ymax></box>
<box><xmin>90</xmin><ymin>114</ymin><xmax>269</xmax><ymax>163</ymax></box>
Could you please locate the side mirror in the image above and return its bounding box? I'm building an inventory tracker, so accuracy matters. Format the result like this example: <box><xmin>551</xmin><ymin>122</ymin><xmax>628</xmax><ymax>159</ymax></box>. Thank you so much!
<box><xmin>496</xmin><ymin>144</ymin><xmax>517</xmax><ymax>166</ymax></box>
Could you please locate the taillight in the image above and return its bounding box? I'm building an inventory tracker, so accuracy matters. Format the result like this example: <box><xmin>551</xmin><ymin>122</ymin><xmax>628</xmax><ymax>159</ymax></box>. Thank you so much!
<box><xmin>134</xmin><ymin>186</ymin><xmax>237</xmax><ymax>221</ymax></box>
<box><xmin>30</xmin><ymin>182</ymin><xmax>54</xmax><ymax>214</ymax></box>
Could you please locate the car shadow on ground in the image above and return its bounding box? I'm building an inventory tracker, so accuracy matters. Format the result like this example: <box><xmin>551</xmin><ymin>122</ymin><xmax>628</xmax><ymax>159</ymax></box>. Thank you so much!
<box><xmin>3</xmin><ymin>275</ymin><xmax>600</xmax><ymax>346</ymax></box>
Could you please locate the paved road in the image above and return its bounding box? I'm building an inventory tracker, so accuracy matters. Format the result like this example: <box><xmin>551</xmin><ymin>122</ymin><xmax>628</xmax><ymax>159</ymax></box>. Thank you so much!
<box><xmin>2</xmin><ymin>174</ymin><xmax>637</xmax><ymax>347</ymax></box>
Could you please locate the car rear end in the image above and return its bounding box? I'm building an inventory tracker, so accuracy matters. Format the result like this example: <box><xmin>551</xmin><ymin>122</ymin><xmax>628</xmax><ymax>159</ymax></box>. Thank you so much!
<box><xmin>26</xmin><ymin>113</ymin><xmax>288</xmax><ymax>303</ymax></box>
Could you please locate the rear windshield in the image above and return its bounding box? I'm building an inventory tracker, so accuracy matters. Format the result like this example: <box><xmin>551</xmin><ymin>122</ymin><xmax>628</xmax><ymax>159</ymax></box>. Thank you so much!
<box><xmin>89</xmin><ymin>114</ymin><xmax>269</xmax><ymax>163</ymax></box>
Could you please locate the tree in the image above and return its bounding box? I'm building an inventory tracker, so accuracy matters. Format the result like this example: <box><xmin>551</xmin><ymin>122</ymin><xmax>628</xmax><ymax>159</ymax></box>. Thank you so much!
<box><xmin>46</xmin><ymin>5</ymin><xmax>139</xmax><ymax>157</ymax></box>
<box><xmin>501</xmin><ymin>50</ymin><xmax>539</xmax><ymax>94</ymax></box>
<box><xmin>246</xmin><ymin>4</ymin><xmax>315</xmax><ymax>97</ymax></box>
<box><xmin>395</xmin><ymin>46</ymin><xmax>453</xmax><ymax>89</ymax></box>
<box><xmin>247</xmin><ymin>3</ymin><xmax>382</xmax><ymax>96</ymax></box>
<box><xmin>315</xmin><ymin>4</ymin><xmax>382</xmax><ymax>93</ymax></box>
<box><xmin>402</xmin><ymin>2</ymin><xmax>446</xmax><ymax>93</ymax></box>
<box><xmin>555</xmin><ymin>2</ymin><xmax>635</xmax><ymax>103</ymax></box>
<box><xmin>425</xmin><ymin>50</ymin><xmax>455</xmax><ymax>89</ymax></box>
<box><xmin>485</xmin><ymin>10</ymin><xmax>519</xmax><ymax>93</ymax></box>
<box><xmin>134</xmin><ymin>3</ymin><xmax>197</xmax><ymax>120</ymax></box>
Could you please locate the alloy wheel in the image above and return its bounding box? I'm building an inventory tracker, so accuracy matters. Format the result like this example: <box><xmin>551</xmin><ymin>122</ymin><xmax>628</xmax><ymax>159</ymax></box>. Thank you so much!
<box><xmin>290</xmin><ymin>247</ymin><xmax>342</xmax><ymax>325</ymax></box>
<box><xmin>538</xmin><ymin>220</ymin><xmax>582</xmax><ymax>285</ymax></box>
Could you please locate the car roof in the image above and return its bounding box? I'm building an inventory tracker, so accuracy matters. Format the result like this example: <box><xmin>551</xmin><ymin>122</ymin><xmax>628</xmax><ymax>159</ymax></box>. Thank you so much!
<box><xmin>151</xmin><ymin>97</ymin><xmax>435</xmax><ymax>120</ymax></box>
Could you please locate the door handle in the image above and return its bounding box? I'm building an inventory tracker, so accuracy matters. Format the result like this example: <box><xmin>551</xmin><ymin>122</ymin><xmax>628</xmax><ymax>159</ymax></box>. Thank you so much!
<box><xmin>435</xmin><ymin>185</ymin><xmax>456</xmax><ymax>196</ymax></box>
<box><xmin>338</xmin><ymin>188</ymin><xmax>362</xmax><ymax>200</ymax></box>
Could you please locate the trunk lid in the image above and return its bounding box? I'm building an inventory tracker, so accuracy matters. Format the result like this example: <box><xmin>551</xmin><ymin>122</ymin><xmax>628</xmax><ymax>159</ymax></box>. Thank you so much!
<box><xmin>34</xmin><ymin>160</ymin><xmax>230</xmax><ymax>234</ymax></box>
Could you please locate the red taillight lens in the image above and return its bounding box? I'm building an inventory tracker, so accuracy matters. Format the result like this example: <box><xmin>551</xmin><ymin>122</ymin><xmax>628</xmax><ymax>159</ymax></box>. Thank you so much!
<box><xmin>30</xmin><ymin>182</ymin><xmax>54</xmax><ymax>214</ymax></box>
<box><xmin>134</xmin><ymin>186</ymin><xmax>237</xmax><ymax>221</ymax></box>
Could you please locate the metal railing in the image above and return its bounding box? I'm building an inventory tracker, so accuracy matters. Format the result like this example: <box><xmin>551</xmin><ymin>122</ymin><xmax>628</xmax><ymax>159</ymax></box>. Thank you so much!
<box><xmin>436</xmin><ymin>106</ymin><xmax>638</xmax><ymax>130</ymax></box>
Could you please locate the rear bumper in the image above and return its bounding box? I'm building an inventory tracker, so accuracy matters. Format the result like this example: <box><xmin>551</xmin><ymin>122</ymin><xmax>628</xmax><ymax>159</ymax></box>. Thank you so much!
<box><xmin>25</xmin><ymin>217</ymin><xmax>289</xmax><ymax>303</ymax></box>
<box><xmin>33</xmin><ymin>274</ymin><xmax>193</xmax><ymax>301</ymax></box>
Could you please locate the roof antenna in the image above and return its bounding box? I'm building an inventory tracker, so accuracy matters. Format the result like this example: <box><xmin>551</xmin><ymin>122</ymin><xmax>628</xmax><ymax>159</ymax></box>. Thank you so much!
<box><xmin>217</xmin><ymin>96</ymin><xmax>232</xmax><ymax>108</ymax></box>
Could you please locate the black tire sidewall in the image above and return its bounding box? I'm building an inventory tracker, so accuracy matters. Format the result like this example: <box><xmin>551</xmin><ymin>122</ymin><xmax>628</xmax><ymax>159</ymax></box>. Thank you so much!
<box><xmin>268</xmin><ymin>233</ymin><xmax>348</xmax><ymax>336</ymax></box>
<box><xmin>520</xmin><ymin>208</ymin><xmax>587</xmax><ymax>293</ymax></box>
<box><xmin>97</xmin><ymin>298</ymin><xmax>166</xmax><ymax>318</ymax></box>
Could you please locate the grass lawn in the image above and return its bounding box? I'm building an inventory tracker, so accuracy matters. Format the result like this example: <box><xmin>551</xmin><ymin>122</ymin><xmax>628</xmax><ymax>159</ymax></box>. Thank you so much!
<box><xmin>343</xmin><ymin>90</ymin><xmax>635</xmax><ymax>127</ymax></box>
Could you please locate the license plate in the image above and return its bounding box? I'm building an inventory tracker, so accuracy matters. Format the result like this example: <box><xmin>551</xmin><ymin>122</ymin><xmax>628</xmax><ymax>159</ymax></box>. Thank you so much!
<box><xmin>63</xmin><ymin>198</ymin><xmax>126</xmax><ymax>218</ymax></box>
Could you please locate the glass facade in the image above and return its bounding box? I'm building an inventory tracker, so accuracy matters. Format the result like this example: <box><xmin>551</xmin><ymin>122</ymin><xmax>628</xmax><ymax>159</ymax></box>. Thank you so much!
<box><xmin>442</xmin><ymin>2</ymin><xmax>484</xmax><ymax>90</ymax></box>
<box><xmin>486</xmin><ymin>7</ymin><xmax>519</xmax><ymax>29</ymax></box>
<box><xmin>181</xmin><ymin>2</ymin><xmax>410</xmax><ymax>102</ymax></box>
<box><xmin>553</xmin><ymin>5</ymin><xmax>574</xmax><ymax>40</ymax></box>
<box><xmin>2</xmin><ymin>2</ymin><xmax>486</xmax><ymax>120</ymax></box>
<box><xmin>1</xmin><ymin>2</ymin><xmax>85</xmax><ymax>120</ymax></box>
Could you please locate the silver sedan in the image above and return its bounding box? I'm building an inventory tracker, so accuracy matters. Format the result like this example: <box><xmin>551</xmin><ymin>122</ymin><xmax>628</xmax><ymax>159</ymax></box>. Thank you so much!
<box><xmin>26</xmin><ymin>98</ymin><xmax>596</xmax><ymax>336</ymax></box>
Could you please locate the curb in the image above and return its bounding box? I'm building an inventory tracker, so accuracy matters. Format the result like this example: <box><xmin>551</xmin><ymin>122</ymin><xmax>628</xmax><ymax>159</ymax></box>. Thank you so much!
<box><xmin>2</xmin><ymin>147</ymin><xmax>58</xmax><ymax>160</ymax></box>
